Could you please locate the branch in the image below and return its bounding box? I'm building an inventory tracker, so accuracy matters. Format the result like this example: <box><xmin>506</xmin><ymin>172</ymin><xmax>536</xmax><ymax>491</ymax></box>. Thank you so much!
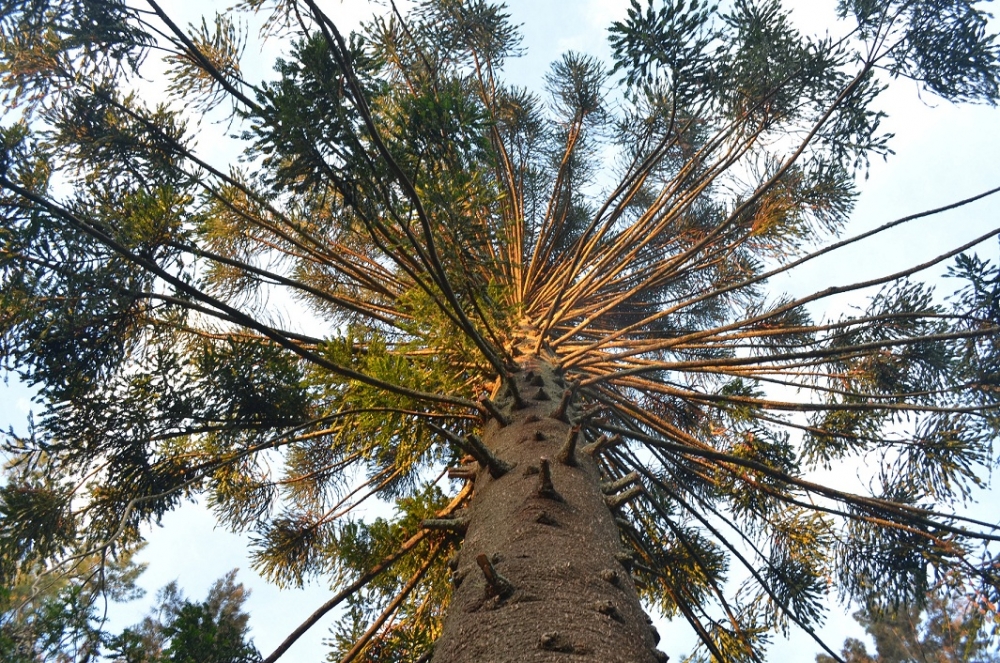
<box><xmin>0</xmin><ymin>176</ymin><xmax>477</xmax><ymax>411</ymax></box>
<box><xmin>477</xmin><ymin>395</ymin><xmax>511</xmax><ymax>427</ymax></box>
<box><xmin>300</xmin><ymin>0</ymin><xmax>510</xmax><ymax>377</ymax></box>
<box><xmin>598</xmin><ymin>422</ymin><xmax>1000</xmax><ymax>542</ymax></box>
<box><xmin>428</xmin><ymin>424</ymin><xmax>512</xmax><ymax>479</ymax></box>
<box><xmin>475</xmin><ymin>553</ymin><xmax>514</xmax><ymax>598</ymax></box>
<box><xmin>261</xmin><ymin>484</ymin><xmax>470</xmax><ymax>663</ymax></box>
<box><xmin>562</xmin><ymin>186</ymin><xmax>1000</xmax><ymax>366</ymax></box>
<box><xmin>144</xmin><ymin>0</ymin><xmax>261</xmax><ymax>111</ymax></box>
<box><xmin>338</xmin><ymin>542</ymin><xmax>443</xmax><ymax>663</ymax></box>
<box><xmin>556</xmin><ymin>426</ymin><xmax>580</xmax><ymax>466</ymax></box>
<box><xmin>421</xmin><ymin>517</ymin><xmax>469</xmax><ymax>534</ymax></box>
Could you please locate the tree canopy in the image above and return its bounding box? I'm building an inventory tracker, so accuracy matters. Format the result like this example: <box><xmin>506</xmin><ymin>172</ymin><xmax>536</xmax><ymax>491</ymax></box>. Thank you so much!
<box><xmin>106</xmin><ymin>570</ymin><xmax>261</xmax><ymax>663</ymax></box>
<box><xmin>818</xmin><ymin>584</ymin><xmax>1000</xmax><ymax>663</ymax></box>
<box><xmin>1</xmin><ymin>543</ymin><xmax>145</xmax><ymax>662</ymax></box>
<box><xmin>1</xmin><ymin>0</ymin><xmax>1000</xmax><ymax>661</ymax></box>
<box><xmin>0</xmin><ymin>535</ymin><xmax>259</xmax><ymax>663</ymax></box>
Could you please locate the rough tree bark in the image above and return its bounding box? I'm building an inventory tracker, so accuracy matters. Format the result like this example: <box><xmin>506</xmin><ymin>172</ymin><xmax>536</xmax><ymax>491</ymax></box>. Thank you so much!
<box><xmin>430</xmin><ymin>351</ymin><xmax>665</xmax><ymax>663</ymax></box>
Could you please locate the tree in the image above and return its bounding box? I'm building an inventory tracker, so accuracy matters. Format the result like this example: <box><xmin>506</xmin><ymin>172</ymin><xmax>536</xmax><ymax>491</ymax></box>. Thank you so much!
<box><xmin>106</xmin><ymin>570</ymin><xmax>261</xmax><ymax>663</ymax></box>
<box><xmin>817</xmin><ymin>586</ymin><xmax>1000</xmax><ymax>663</ymax></box>
<box><xmin>0</xmin><ymin>468</ymin><xmax>258</xmax><ymax>663</ymax></box>
<box><xmin>0</xmin><ymin>540</ymin><xmax>144</xmax><ymax>663</ymax></box>
<box><xmin>1</xmin><ymin>0</ymin><xmax>999</xmax><ymax>662</ymax></box>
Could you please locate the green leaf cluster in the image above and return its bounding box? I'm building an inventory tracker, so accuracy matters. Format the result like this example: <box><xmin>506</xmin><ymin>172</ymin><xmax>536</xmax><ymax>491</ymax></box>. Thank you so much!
<box><xmin>2</xmin><ymin>0</ymin><xmax>1000</xmax><ymax>661</ymax></box>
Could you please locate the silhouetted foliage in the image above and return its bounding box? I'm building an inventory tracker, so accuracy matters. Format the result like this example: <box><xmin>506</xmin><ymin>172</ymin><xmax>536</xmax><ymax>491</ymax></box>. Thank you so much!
<box><xmin>2</xmin><ymin>0</ymin><xmax>999</xmax><ymax>661</ymax></box>
<box><xmin>106</xmin><ymin>571</ymin><xmax>261</xmax><ymax>663</ymax></box>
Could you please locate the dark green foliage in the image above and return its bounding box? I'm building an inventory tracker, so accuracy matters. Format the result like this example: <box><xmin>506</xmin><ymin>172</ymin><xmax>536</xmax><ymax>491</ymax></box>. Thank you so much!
<box><xmin>0</xmin><ymin>478</ymin><xmax>75</xmax><ymax>580</ymax></box>
<box><xmin>106</xmin><ymin>570</ymin><xmax>261</xmax><ymax>663</ymax></box>
<box><xmin>839</xmin><ymin>0</ymin><xmax>1000</xmax><ymax>102</ymax></box>
<box><xmin>1</xmin><ymin>0</ymin><xmax>1000</xmax><ymax>661</ymax></box>
<box><xmin>609</xmin><ymin>0</ymin><xmax>717</xmax><ymax>97</ymax></box>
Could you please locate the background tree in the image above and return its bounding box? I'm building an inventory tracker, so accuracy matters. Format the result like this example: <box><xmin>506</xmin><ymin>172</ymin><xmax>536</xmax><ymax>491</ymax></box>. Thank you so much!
<box><xmin>1</xmin><ymin>468</ymin><xmax>258</xmax><ymax>663</ymax></box>
<box><xmin>0</xmin><ymin>543</ymin><xmax>144</xmax><ymax>663</ymax></box>
<box><xmin>1</xmin><ymin>1</ymin><xmax>1000</xmax><ymax>662</ymax></box>
<box><xmin>106</xmin><ymin>570</ymin><xmax>261</xmax><ymax>663</ymax></box>
<box><xmin>817</xmin><ymin>584</ymin><xmax>1000</xmax><ymax>663</ymax></box>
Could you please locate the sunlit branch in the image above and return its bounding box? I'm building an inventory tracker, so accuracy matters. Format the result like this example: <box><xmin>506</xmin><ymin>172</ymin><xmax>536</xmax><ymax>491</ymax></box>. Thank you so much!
<box><xmin>0</xmin><ymin>175</ymin><xmax>477</xmax><ymax>409</ymax></box>
<box><xmin>260</xmin><ymin>482</ymin><xmax>470</xmax><ymax>663</ymax></box>
<box><xmin>522</xmin><ymin>114</ymin><xmax>586</xmax><ymax>295</ymax></box>
<box><xmin>300</xmin><ymin>0</ymin><xmax>510</xmax><ymax>376</ymax></box>
<box><xmin>540</xmin><ymin>49</ymin><xmax>857</xmax><ymax>346</ymax></box>
<box><xmin>534</xmin><ymin>117</ymin><xmax>754</xmax><ymax>336</ymax></box>
<box><xmin>561</xmin><ymin>184</ymin><xmax>1000</xmax><ymax>366</ymax></box>
<box><xmin>577</xmin><ymin>326</ymin><xmax>1000</xmax><ymax>393</ymax></box>
<box><xmin>651</xmin><ymin>61</ymin><xmax>877</xmax><ymax>284</ymax></box>
<box><xmin>338</xmin><ymin>541</ymin><xmax>443</xmax><ymax>663</ymax></box>
<box><xmin>620</xmin><ymin>523</ymin><xmax>729</xmax><ymax>663</ymax></box>
<box><xmin>566</xmin><ymin>102</ymin><xmax>692</xmax><ymax>264</ymax></box>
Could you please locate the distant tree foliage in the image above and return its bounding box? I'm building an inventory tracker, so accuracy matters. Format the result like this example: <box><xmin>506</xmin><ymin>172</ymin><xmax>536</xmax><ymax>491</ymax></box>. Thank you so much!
<box><xmin>106</xmin><ymin>571</ymin><xmax>261</xmax><ymax>663</ymax></box>
<box><xmin>0</xmin><ymin>540</ymin><xmax>259</xmax><ymax>663</ymax></box>
<box><xmin>0</xmin><ymin>546</ymin><xmax>144</xmax><ymax>663</ymax></box>
<box><xmin>1</xmin><ymin>0</ymin><xmax>1000</xmax><ymax>662</ymax></box>
<box><xmin>817</xmin><ymin>586</ymin><xmax>1000</xmax><ymax>663</ymax></box>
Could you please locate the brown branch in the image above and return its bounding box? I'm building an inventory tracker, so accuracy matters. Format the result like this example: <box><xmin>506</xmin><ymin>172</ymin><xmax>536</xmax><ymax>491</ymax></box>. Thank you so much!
<box><xmin>0</xmin><ymin>175</ymin><xmax>476</xmax><ymax>410</ymax></box>
<box><xmin>428</xmin><ymin>424</ymin><xmax>512</xmax><ymax>479</ymax></box>
<box><xmin>300</xmin><ymin>0</ymin><xmax>509</xmax><ymax>377</ymax></box>
<box><xmin>536</xmin><ymin>457</ymin><xmax>562</xmax><ymax>501</ymax></box>
<box><xmin>561</xmin><ymin>186</ymin><xmax>1000</xmax><ymax>366</ymax></box>
<box><xmin>261</xmin><ymin>484</ymin><xmax>470</xmax><ymax>663</ymax></box>
<box><xmin>475</xmin><ymin>553</ymin><xmax>514</xmax><ymax>598</ymax></box>
<box><xmin>338</xmin><ymin>542</ymin><xmax>443</xmax><ymax>663</ymax></box>
<box><xmin>557</xmin><ymin>426</ymin><xmax>580</xmax><ymax>466</ymax></box>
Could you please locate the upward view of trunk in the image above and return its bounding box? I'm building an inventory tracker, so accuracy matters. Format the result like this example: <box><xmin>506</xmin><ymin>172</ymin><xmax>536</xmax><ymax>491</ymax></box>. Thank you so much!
<box><xmin>5</xmin><ymin>3</ymin><xmax>1000</xmax><ymax>663</ymax></box>
<box><xmin>432</xmin><ymin>354</ymin><xmax>663</xmax><ymax>663</ymax></box>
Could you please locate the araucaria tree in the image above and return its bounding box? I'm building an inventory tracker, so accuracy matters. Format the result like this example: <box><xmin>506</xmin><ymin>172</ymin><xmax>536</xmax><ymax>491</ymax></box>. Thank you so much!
<box><xmin>1</xmin><ymin>1</ymin><xmax>999</xmax><ymax>661</ymax></box>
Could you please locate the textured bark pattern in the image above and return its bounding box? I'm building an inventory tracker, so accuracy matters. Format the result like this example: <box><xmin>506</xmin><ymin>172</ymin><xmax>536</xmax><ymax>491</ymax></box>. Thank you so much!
<box><xmin>432</xmin><ymin>359</ymin><xmax>661</xmax><ymax>663</ymax></box>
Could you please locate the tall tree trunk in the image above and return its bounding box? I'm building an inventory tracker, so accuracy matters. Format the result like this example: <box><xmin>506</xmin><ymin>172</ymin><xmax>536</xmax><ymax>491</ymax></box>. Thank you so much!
<box><xmin>431</xmin><ymin>355</ymin><xmax>663</xmax><ymax>663</ymax></box>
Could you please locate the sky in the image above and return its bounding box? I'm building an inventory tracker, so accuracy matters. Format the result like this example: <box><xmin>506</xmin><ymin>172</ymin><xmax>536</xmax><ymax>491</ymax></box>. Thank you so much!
<box><xmin>2</xmin><ymin>0</ymin><xmax>1000</xmax><ymax>661</ymax></box>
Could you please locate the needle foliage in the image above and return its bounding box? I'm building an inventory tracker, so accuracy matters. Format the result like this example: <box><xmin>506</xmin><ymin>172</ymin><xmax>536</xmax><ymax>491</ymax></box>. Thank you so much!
<box><xmin>1</xmin><ymin>0</ymin><xmax>1000</xmax><ymax>661</ymax></box>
